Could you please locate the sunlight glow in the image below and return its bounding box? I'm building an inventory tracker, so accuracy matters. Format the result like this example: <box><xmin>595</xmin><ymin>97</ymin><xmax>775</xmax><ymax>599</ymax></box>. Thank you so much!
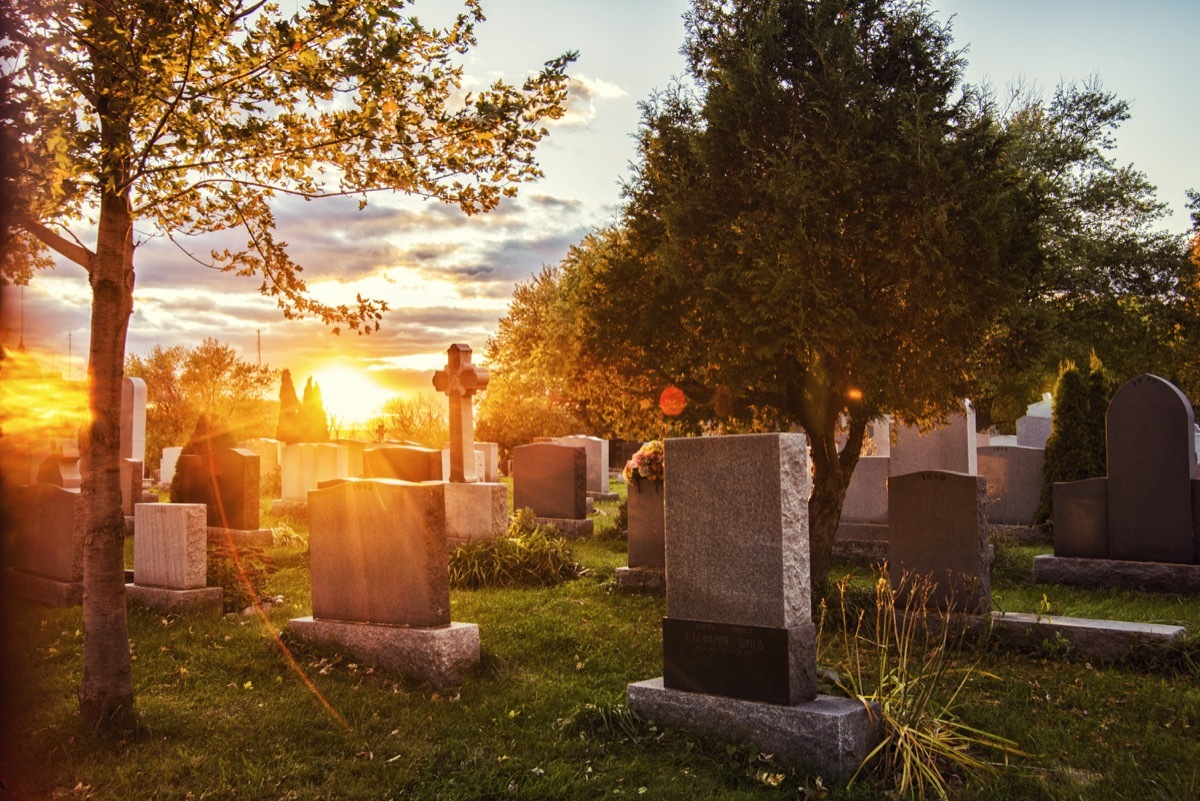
<box><xmin>310</xmin><ymin>365</ymin><xmax>395</xmax><ymax>425</ymax></box>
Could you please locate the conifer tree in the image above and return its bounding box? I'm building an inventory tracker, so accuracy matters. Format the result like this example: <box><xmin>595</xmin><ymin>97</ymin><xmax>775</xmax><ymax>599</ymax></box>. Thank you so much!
<box><xmin>276</xmin><ymin>369</ymin><xmax>302</xmax><ymax>444</ymax></box>
<box><xmin>1036</xmin><ymin>364</ymin><xmax>1097</xmax><ymax>526</ymax></box>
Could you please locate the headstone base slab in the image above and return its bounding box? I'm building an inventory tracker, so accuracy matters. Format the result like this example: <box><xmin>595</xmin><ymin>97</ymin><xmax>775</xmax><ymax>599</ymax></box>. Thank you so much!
<box><xmin>3</xmin><ymin>569</ymin><xmax>83</xmax><ymax>606</ymax></box>
<box><xmin>270</xmin><ymin>499</ymin><xmax>308</xmax><ymax>518</ymax></box>
<box><xmin>587</xmin><ymin>491</ymin><xmax>620</xmax><ymax>502</ymax></box>
<box><xmin>1033</xmin><ymin>554</ymin><xmax>1200</xmax><ymax>594</ymax></box>
<box><xmin>615</xmin><ymin>566</ymin><xmax>664</xmax><ymax>593</ymax></box>
<box><xmin>834</xmin><ymin>521</ymin><xmax>889</xmax><ymax>564</ymax></box>
<box><xmin>627</xmin><ymin>678</ymin><xmax>878</xmax><ymax>785</ymax></box>
<box><xmin>288</xmin><ymin>617</ymin><xmax>479</xmax><ymax>689</ymax></box>
<box><xmin>125</xmin><ymin>584</ymin><xmax>223</xmax><ymax>617</ymax></box>
<box><xmin>988</xmin><ymin>611</ymin><xmax>1186</xmax><ymax>660</ymax></box>
<box><xmin>124</xmin><ymin>516</ymin><xmax>135</xmax><ymax>536</ymax></box>
<box><xmin>206</xmin><ymin>527</ymin><xmax>274</xmax><ymax>548</ymax></box>
<box><xmin>534</xmin><ymin>517</ymin><xmax>594</xmax><ymax>539</ymax></box>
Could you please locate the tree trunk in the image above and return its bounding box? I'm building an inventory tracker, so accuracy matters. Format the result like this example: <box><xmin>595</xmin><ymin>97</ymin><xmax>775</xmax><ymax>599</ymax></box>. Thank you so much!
<box><xmin>806</xmin><ymin>413</ymin><xmax>867</xmax><ymax>603</ymax></box>
<box><xmin>77</xmin><ymin>184</ymin><xmax>136</xmax><ymax>731</ymax></box>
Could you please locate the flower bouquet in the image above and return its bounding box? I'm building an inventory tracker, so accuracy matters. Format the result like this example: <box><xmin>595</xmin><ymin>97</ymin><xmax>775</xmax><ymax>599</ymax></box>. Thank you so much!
<box><xmin>622</xmin><ymin>439</ymin><xmax>664</xmax><ymax>483</ymax></box>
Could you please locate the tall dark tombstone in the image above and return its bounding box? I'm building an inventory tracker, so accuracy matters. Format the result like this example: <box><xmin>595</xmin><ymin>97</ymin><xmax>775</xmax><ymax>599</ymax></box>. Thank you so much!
<box><xmin>1106</xmin><ymin>375</ymin><xmax>1196</xmax><ymax>564</ymax></box>
<box><xmin>212</xmin><ymin>449</ymin><xmax>260</xmax><ymax>530</ymax></box>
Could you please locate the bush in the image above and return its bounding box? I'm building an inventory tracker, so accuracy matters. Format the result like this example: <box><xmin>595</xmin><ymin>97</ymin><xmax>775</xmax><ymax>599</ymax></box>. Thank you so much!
<box><xmin>1035</xmin><ymin>361</ymin><xmax>1110</xmax><ymax>526</ymax></box>
<box><xmin>207</xmin><ymin>543</ymin><xmax>276</xmax><ymax>613</ymax></box>
<box><xmin>448</xmin><ymin>508</ymin><xmax>585</xmax><ymax>589</ymax></box>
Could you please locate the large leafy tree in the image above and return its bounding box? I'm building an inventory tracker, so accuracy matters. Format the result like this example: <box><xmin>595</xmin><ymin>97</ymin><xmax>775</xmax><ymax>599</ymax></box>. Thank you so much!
<box><xmin>976</xmin><ymin>82</ymin><xmax>1191</xmax><ymax>424</ymax></box>
<box><xmin>3</xmin><ymin>0</ymin><xmax>571</xmax><ymax>728</ymax></box>
<box><xmin>571</xmin><ymin>0</ymin><xmax>1041</xmax><ymax>593</ymax></box>
<box><xmin>125</xmin><ymin>338</ymin><xmax>276</xmax><ymax>470</ymax></box>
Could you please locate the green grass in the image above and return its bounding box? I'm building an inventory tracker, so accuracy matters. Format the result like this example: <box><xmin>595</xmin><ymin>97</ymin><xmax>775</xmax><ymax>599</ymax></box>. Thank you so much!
<box><xmin>6</xmin><ymin>502</ymin><xmax>1200</xmax><ymax>800</ymax></box>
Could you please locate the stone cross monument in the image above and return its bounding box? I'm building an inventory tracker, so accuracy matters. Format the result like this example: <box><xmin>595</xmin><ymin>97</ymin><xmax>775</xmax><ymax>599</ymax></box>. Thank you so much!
<box><xmin>432</xmin><ymin>343</ymin><xmax>489</xmax><ymax>483</ymax></box>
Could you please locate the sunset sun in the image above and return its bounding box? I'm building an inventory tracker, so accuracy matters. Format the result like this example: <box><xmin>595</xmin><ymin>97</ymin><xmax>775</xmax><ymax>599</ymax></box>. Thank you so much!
<box><xmin>310</xmin><ymin>365</ymin><xmax>395</xmax><ymax>425</ymax></box>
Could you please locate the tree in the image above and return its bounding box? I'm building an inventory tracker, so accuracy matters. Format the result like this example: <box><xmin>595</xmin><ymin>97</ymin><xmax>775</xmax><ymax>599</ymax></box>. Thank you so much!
<box><xmin>569</xmin><ymin>0</ymin><xmax>1040</xmax><ymax>594</ymax></box>
<box><xmin>4</xmin><ymin>0</ymin><xmax>571</xmax><ymax>728</ymax></box>
<box><xmin>367</xmin><ymin>394</ymin><xmax>448</xmax><ymax>448</ymax></box>
<box><xmin>298</xmin><ymin>377</ymin><xmax>329</xmax><ymax>442</ymax></box>
<box><xmin>276</xmin><ymin>369</ymin><xmax>302</xmax><ymax>443</ymax></box>
<box><xmin>476</xmin><ymin>256</ymin><xmax>665</xmax><ymax>456</ymax></box>
<box><xmin>1035</xmin><ymin>361</ymin><xmax>1109</xmax><ymax>526</ymax></box>
<box><xmin>125</xmin><ymin>339</ymin><xmax>275</xmax><ymax>472</ymax></box>
<box><xmin>977</xmin><ymin>82</ymin><xmax>1190</xmax><ymax>424</ymax></box>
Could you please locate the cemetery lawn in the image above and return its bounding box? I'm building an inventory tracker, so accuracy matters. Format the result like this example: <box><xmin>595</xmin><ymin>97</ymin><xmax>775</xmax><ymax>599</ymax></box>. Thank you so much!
<box><xmin>6</xmin><ymin>521</ymin><xmax>1200</xmax><ymax>800</ymax></box>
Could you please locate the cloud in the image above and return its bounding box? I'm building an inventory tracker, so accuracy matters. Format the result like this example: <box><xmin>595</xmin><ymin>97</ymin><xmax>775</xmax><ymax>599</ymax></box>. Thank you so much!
<box><xmin>552</xmin><ymin>75</ymin><xmax>628</xmax><ymax>128</ymax></box>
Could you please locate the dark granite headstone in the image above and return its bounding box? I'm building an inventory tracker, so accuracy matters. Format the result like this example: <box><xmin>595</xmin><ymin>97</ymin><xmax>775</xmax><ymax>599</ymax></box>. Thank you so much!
<box><xmin>363</xmin><ymin>445</ymin><xmax>443</xmax><ymax>482</ymax></box>
<box><xmin>662</xmin><ymin>620</ymin><xmax>796</xmax><ymax>705</ymax></box>
<box><xmin>176</xmin><ymin>449</ymin><xmax>260</xmax><ymax>530</ymax></box>
<box><xmin>1106</xmin><ymin>375</ymin><xmax>1196</xmax><ymax>563</ymax></box>
<box><xmin>511</xmin><ymin>443</ymin><xmax>587</xmax><ymax>520</ymax></box>
<box><xmin>888</xmin><ymin>471</ymin><xmax>990</xmax><ymax>613</ymax></box>
<box><xmin>213</xmin><ymin>449</ymin><xmax>260</xmax><ymax>530</ymax></box>
<box><xmin>1053</xmin><ymin>478</ymin><xmax>1109</xmax><ymax>558</ymax></box>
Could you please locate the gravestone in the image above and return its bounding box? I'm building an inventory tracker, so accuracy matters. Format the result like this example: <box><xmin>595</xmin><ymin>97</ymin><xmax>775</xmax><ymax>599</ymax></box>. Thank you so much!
<box><xmin>610</xmin><ymin>440</ymin><xmax>640</xmax><ymax>472</ymax></box>
<box><xmin>627</xmin><ymin>434</ymin><xmax>877</xmax><ymax>783</ymax></box>
<box><xmin>6</xmin><ymin>484</ymin><xmax>84</xmax><ymax>605</ymax></box>
<box><xmin>120</xmin><ymin>376</ymin><xmax>147</xmax><ymax>463</ymax></box>
<box><xmin>239</xmin><ymin>438</ymin><xmax>281</xmax><ymax>483</ymax></box>
<box><xmin>432</xmin><ymin>343</ymin><xmax>488</xmax><ymax>483</ymax></box>
<box><xmin>890</xmin><ymin>401</ymin><xmax>977</xmax><ymax>477</ymax></box>
<box><xmin>1106</xmin><ymin>375</ymin><xmax>1196</xmax><ymax>563</ymax></box>
<box><xmin>1016</xmin><ymin>392</ymin><xmax>1054</xmax><ymax>449</ymax></box>
<box><xmin>120</xmin><ymin>458</ymin><xmax>144</xmax><ymax>516</ymax></box>
<box><xmin>125</xmin><ymin>503</ymin><xmax>222</xmax><ymax>615</ymax></box>
<box><xmin>176</xmin><ymin>449</ymin><xmax>270</xmax><ymax>545</ymax></box>
<box><xmin>1051</xmin><ymin>478</ymin><xmax>1109</xmax><ymax>558</ymax></box>
<box><xmin>288</xmin><ymin>479</ymin><xmax>479</xmax><ymax>687</ymax></box>
<box><xmin>440</xmin><ymin>447</ymin><xmax>486</xmax><ymax>484</ymax></box>
<box><xmin>364</xmin><ymin>444</ymin><xmax>443</xmax><ymax>482</ymax></box>
<box><xmin>332</xmin><ymin>439</ymin><xmax>368</xmax><ymax>478</ymax></box>
<box><xmin>888</xmin><ymin>471</ymin><xmax>990</xmax><ymax>613</ymax></box>
<box><xmin>554</xmin><ymin>435</ymin><xmax>616</xmax><ymax>500</ymax></box>
<box><xmin>160</xmin><ymin>446</ymin><xmax>183</xmax><ymax>486</ymax></box>
<box><xmin>512</xmin><ymin>442</ymin><xmax>592</xmax><ymax>537</ymax></box>
<box><xmin>977</xmin><ymin>445</ymin><xmax>1045</xmax><ymax>527</ymax></box>
<box><xmin>616</xmin><ymin>474</ymin><xmax>666</xmax><ymax>591</ymax></box>
<box><xmin>36</xmin><ymin>453</ymin><xmax>81</xmax><ymax>488</ymax></box>
<box><xmin>274</xmin><ymin>442</ymin><xmax>349</xmax><ymax>515</ymax></box>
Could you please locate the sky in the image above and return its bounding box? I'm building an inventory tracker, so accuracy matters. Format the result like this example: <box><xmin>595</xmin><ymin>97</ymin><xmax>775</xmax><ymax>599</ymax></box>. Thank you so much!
<box><xmin>6</xmin><ymin>0</ymin><xmax>1198</xmax><ymax>425</ymax></box>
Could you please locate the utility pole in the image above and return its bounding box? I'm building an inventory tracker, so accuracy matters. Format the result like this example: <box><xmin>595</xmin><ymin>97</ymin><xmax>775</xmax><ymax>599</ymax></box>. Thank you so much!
<box><xmin>257</xmin><ymin>329</ymin><xmax>261</xmax><ymax>367</ymax></box>
<box><xmin>67</xmin><ymin>332</ymin><xmax>72</xmax><ymax>381</ymax></box>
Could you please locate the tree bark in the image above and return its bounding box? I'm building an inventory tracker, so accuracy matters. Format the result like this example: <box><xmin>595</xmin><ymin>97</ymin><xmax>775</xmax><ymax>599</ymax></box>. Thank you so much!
<box><xmin>806</xmin><ymin>412</ymin><xmax>867</xmax><ymax>603</ymax></box>
<box><xmin>77</xmin><ymin>183</ymin><xmax>136</xmax><ymax>731</ymax></box>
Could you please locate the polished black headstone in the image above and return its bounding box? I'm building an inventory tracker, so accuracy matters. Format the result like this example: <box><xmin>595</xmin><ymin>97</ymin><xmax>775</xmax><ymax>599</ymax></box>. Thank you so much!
<box><xmin>663</xmin><ymin>618</ymin><xmax>799</xmax><ymax>705</ymax></box>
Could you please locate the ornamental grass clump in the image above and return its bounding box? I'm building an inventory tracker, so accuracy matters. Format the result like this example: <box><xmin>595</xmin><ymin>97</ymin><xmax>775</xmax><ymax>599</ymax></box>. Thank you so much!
<box><xmin>448</xmin><ymin>508</ymin><xmax>585</xmax><ymax>589</ymax></box>
<box><xmin>819</xmin><ymin>570</ymin><xmax>1027</xmax><ymax>800</ymax></box>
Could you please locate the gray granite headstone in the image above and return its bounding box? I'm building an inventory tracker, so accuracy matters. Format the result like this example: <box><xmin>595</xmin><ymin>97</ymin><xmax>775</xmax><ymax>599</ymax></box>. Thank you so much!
<box><xmin>120</xmin><ymin>376</ymin><xmax>147</xmax><ymax>463</ymax></box>
<box><xmin>308</xmin><ymin>479</ymin><xmax>450</xmax><ymax>627</ymax></box>
<box><xmin>1106</xmin><ymin>374</ymin><xmax>1196</xmax><ymax>564</ymax></box>
<box><xmin>977</xmin><ymin>445</ymin><xmax>1045</xmax><ymax>526</ymax></box>
<box><xmin>554</xmin><ymin>435</ymin><xmax>611</xmax><ymax>495</ymax></box>
<box><xmin>662</xmin><ymin>433</ymin><xmax>815</xmax><ymax>705</ymax></box>
<box><xmin>888</xmin><ymin>471</ymin><xmax>990</xmax><ymax>613</ymax></box>
<box><xmin>176</xmin><ymin>448</ymin><xmax>260</xmax><ymax>530</ymax></box>
<box><xmin>512</xmin><ymin>443</ymin><xmax>587</xmax><ymax>520</ymax></box>
<box><xmin>890</xmin><ymin>402</ymin><xmax>977</xmax><ymax>477</ymax></box>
